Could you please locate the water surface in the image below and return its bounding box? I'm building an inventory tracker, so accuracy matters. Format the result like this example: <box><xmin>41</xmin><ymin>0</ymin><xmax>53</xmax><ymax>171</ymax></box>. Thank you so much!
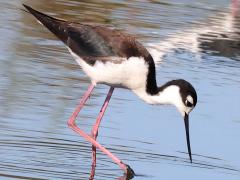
<box><xmin>1</xmin><ymin>0</ymin><xmax>240</xmax><ymax>179</ymax></box>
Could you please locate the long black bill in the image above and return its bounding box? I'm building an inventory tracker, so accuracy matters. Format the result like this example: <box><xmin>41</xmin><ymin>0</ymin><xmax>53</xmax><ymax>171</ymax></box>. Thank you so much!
<box><xmin>184</xmin><ymin>113</ymin><xmax>192</xmax><ymax>163</ymax></box>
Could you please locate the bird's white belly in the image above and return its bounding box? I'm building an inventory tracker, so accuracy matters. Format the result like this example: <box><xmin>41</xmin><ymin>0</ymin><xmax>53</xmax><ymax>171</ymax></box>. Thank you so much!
<box><xmin>69</xmin><ymin>49</ymin><xmax>148</xmax><ymax>90</ymax></box>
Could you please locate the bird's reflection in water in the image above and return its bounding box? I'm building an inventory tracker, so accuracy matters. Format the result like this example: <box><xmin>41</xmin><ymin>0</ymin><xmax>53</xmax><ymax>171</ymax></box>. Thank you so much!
<box><xmin>89</xmin><ymin>157</ymin><xmax>96</xmax><ymax>180</ymax></box>
<box><xmin>88</xmin><ymin>156</ymin><xmax>128</xmax><ymax>180</ymax></box>
<box><xmin>198</xmin><ymin>0</ymin><xmax>240</xmax><ymax>59</ymax></box>
<box><xmin>88</xmin><ymin>150</ymin><xmax>130</xmax><ymax>180</ymax></box>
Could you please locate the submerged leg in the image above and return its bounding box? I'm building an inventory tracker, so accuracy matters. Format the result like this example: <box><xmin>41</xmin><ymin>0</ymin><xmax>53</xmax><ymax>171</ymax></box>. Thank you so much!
<box><xmin>90</xmin><ymin>87</ymin><xmax>114</xmax><ymax>179</ymax></box>
<box><xmin>67</xmin><ymin>85</ymin><xmax>135</xmax><ymax>179</ymax></box>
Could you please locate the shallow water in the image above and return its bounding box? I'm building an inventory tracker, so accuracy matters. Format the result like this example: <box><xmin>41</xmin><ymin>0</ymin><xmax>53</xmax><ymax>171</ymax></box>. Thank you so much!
<box><xmin>1</xmin><ymin>0</ymin><xmax>240</xmax><ymax>179</ymax></box>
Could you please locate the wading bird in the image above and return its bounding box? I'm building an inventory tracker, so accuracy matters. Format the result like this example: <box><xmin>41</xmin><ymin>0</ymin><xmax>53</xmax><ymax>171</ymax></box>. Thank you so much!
<box><xmin>23</xmin><ymin>4</ymin><xmax>197</xmax><ymax>179</ymax></box>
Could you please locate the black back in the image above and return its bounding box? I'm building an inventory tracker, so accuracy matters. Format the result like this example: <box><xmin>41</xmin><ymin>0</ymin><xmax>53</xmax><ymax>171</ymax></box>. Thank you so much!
<box><xmin>23</xmin><ymin>4</ymin><xmax>158</xmax><ymax>94</ymax></box>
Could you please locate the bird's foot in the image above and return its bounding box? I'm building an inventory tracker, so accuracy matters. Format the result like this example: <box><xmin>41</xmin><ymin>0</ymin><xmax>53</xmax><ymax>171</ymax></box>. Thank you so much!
<box><xmin>125</xmin><ymin>164</ymin><xmax>135</xmax><ymax>179</ymax></box>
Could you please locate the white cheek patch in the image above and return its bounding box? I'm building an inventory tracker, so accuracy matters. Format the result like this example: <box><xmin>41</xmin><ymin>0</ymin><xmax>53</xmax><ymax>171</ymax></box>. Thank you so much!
<box><xmin>186</xmin><ymin>95</ymin><xmax>193</xmax><ymax>104</ymax></box>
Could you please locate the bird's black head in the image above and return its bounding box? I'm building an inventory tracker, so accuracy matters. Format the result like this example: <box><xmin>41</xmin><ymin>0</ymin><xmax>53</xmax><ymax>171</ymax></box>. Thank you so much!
<box><xmin>175</xmin><ymin>79</ymin><xmax>197</xmax><ymax>109</ymax></box>
<box><xmin>159</xmin><ymin>79</ymin><xmax>197</xmax><ymax>113</ymax></box>
<box><xmin>158</xmin><ymin>79</ymin><xmax>197</xmax><ymax>163</ymax></box>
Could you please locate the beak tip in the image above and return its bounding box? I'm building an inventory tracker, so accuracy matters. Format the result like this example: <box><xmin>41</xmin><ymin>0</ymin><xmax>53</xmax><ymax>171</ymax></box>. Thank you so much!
<box><xmin>184</xmin><ymin>113</ymin><xmax>192</xmax><ymax>165</ymax></box>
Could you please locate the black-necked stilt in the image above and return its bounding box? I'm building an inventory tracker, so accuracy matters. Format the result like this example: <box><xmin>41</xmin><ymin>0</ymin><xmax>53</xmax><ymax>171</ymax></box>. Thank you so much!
<box><xmin>23</xmin><ymin>4</ymin><xmax>197</xmax><ymax>179</ymax></box>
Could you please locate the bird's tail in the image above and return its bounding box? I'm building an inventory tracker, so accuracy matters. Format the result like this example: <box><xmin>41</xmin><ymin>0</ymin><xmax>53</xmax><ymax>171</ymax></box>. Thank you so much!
<box><xmin>23</xmin><ymin>4</ymin><xmax>69</xmax><ymax>43</ymax></box>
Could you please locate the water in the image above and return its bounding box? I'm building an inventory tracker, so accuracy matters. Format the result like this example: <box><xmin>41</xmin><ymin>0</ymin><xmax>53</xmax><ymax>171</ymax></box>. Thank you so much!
<box><xmin>1</xmin><ymin>0</ymin><xmax>240</xmax><ymax>179</ymax></box>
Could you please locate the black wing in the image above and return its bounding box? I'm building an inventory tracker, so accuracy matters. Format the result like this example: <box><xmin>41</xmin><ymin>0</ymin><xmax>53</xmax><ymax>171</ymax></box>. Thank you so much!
<box><xmin>23</xmin><ymin>4</ymin><xmax>152</xmax><ymax>64</ymax></box>
<box><xmin>23</xmin><ymin>4</ymin><xmax>158</xmax><ymax>94</ymax></box>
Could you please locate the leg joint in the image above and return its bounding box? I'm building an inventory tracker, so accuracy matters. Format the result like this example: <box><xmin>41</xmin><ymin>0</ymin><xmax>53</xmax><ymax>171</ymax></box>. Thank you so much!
<box><xmin>67</xmin><ymin>119</ymin><xmax>76</xmax><ymax>128</ymax></box>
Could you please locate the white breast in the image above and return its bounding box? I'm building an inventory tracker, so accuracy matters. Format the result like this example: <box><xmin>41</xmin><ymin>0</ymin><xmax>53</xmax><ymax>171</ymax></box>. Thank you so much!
<box><xmin>68</xmin><ymin>48</ymin><xmax>149</xmax><ymax>90</ymax></box>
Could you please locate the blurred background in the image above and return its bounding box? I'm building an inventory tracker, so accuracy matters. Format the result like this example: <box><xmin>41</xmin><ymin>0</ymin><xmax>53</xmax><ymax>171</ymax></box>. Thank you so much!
<box><xmin>0</xmin><ymin>0</ymin><xmax>240</xmax><ymax>179</ymax></box>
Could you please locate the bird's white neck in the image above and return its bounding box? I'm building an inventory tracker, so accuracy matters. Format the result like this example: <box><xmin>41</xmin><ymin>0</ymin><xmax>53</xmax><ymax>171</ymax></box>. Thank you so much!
<box><xmin>132</xmin><ymin>85</ymin><xmax>181</xmax><ymax>106</ymax></box>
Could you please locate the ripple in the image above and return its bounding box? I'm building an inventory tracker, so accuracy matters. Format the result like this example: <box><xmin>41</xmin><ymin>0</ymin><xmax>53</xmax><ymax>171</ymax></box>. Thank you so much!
<box><xmin>1</xmin><ymin>0</ymin><xmax>240</xmax><ymax>180</ymax></box>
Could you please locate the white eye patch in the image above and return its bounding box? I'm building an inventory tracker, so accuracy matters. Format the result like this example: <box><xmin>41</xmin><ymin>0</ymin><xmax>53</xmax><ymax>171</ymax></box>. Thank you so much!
<box><xmin>186</xmin><ymin>95</ymin><xmax>193</xmax><ymax>104</ymax></box>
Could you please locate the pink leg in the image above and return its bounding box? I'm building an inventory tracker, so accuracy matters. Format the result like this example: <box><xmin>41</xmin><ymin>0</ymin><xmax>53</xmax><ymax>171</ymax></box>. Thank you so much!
<box><xmin>91</xmin><ymin>87</ymin><xmax>114</xmax><ymax>140</ymax></box>
<box><xmin>67</xmin><ymin>85</ymin><xmax>134</xmax><ymax>179</ymax></box>
<box><xmin>90</xmin><ymin>87</ymin><xmax>114</xmax><ymax>179</ymax></box>
<box><xmin>232</xmin><ymin>0</ymin><xmax>240</xmax><ymax>16</ymax></box>
<box><xmin>68</xmin><ymin>84</ymin><xmax>95</xmax><ymax>126</ymax></box>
